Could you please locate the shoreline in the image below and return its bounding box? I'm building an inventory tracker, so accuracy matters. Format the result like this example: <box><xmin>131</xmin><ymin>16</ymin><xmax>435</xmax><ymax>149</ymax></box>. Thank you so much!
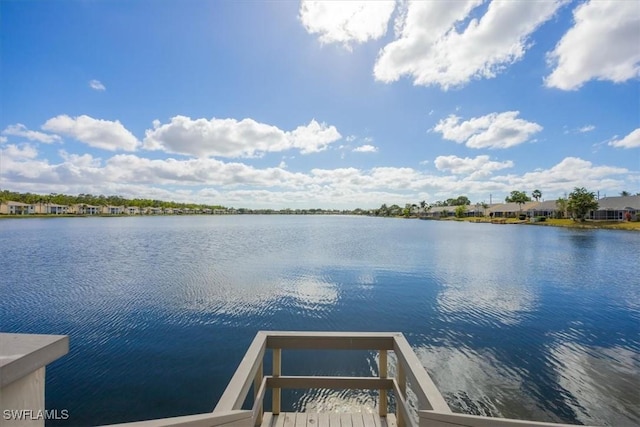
<box><xmin>2</xmin><ymin>213</ymin><xmax>639</xmax><ymax>231</ymax></box>
<box><xmin>437</xmin><ymin>216</ymin><xmax>640</xmax><ymax>231</ymax></box>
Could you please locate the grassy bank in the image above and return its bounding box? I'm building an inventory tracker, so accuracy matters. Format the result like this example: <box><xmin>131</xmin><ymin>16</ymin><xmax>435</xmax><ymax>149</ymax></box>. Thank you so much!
<box><xmin>452</xmin><ymin>216</ymin><xmax>640</xmax><ymax>231</ymax></box>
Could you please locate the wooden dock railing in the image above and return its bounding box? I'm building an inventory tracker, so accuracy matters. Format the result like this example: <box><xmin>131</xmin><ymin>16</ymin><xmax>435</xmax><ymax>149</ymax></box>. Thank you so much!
<box><xmin>104</xmin><ymin>331</ymin><xmax>586</xmax><ymax>427</ymax></box>
<box><xmin>213</xmin><ymin>331</ymin><xmax>452</xmax><ymax>427</ymax></box>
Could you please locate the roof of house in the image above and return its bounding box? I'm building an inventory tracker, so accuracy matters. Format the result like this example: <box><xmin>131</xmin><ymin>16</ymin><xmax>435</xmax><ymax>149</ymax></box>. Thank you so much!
<box><xmin>596</xmin><ymin>195</ymin><xmax>640</xmax><ymax>210</ymax></box>
<box><xmin>530</xmin><ymin>200</ymin><xmax>559</xmax><ymax>210</ymax></box>
<box><xmin>488</xmin><ymin>201</ymin><xmax>539</xmax><ymax>213</ymax></box>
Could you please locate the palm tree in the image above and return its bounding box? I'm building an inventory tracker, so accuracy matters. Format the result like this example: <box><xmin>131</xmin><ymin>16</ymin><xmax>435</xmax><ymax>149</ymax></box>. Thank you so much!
<box><xmin>532</xmin><ymin>189</ymin><xmax>542</xmax><ymax>201</ymax></box>
<box><xmin>555</xmin><ymin>198</ymin><xmax>568</xmax><ymax>219</ymax></box>
<box><xmin>620</xmin><ymin>190</ymin><xmax>631</xmax><ymax>197</ymax></box>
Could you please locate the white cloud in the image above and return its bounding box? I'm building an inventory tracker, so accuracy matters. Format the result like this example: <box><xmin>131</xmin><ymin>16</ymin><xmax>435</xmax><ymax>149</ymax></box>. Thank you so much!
<box><xmin>374</xmin><ymin>1</ymin><xmax>564</xmax><ymax>89</ymax></box>
<box><xmin>545</xmin><ymin>1</ymin><xmax>640</xmax><ymax>90</ymax></box>
<box><xmin>1</xmin><ymin>148</ymin><xmax>634</xmax><ymax>209</ymax></box>
<box><xmin>59</xmin><ymin>150</ymin><xmax>102</xmax><ymax>168</ymax></box>
<box><xmin>42</xmin><ymin>115</ymin><xmax>139</xmax><ymax>151</ymax></box>
<box><xmin>288</xmin><ymin>119</ymin><xmax>342</xmax><ymax>154</ymax></box>
<box><xmin>0</xmin><ymin>136</ymin><xmax>7</xmax><ymax>144</ymax></box>
<box><xmin>299</xmin><ymin>0</ymin><xmax>396</xmax><ymax>49</ymax></box>
<box><xmin>501</xmin><ymin>157</ymin><xmax>629</xmax><ymax>193</ymax></box>
<box><xmin>578</xmin><ymin>125</ymin><xmax>595</xmax><ymax>133</ymax></box>
<box><xmin>89</xmin><ymin>79</ymin><xmax>106</xmax><ymax>91</ymax></box>
<box><xmin>143</xmin><ymin>116</ymin><xmax>341</xmax><ymax>158</ymax></box>
<box><xmin>353</xmin><ymin>144</ymin><xmax>378</xmax><ymax>153</ymax></box>
<box><xmin>433</xmin><ymin>111</ymin><xmax>542</xmax><ymax>149</ymax></box>
<box><xmin>1</xmin><ymin>143</ymin><xmax>39</xmax><ymax>160</ymax></box>
<box><xmin>434</xmin><ymin>155</ymin><xmax>513</xmax><ymax>178</ymax></box>
<box><xmin>2</xmin><ymin>123</ymin><xmax>61</xmax><ymax>143</ymax></box>
<box><xmin>608</xmin><ymin>128</ymin><xmax>640</xmax><ymax>149</ymax></box>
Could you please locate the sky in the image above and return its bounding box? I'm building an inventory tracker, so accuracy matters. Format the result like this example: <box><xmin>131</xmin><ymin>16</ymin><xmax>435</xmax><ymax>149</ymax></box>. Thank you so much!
<box><xmin>1</xmin><ymin>0</ymin><xmax>639</xmax><ymax>209</ymax></box>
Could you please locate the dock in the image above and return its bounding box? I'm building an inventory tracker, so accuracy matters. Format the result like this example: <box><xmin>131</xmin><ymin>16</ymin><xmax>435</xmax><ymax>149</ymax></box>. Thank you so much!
<box><xmin>2</xmin><ymin>331</ymin><xmax>587</xmax><ymax>427</ymax></box>
<box><xmin>105</xmin><ymin>331</ymin><xmax>585</xmax><ymax>427</ymax></box>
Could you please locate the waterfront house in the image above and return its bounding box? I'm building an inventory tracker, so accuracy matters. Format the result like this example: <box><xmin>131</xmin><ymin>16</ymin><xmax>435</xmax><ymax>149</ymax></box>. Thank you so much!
<box><xmin>102</xmin><ymin>205</ymin><xmax>125</xmax><ymax>215</ymax></box>
<box><xmin>590</xmin><ymin>195</ymin><xmax>640</xmax><ymax>221</ymax></box>
<box><xmin>125</xmin><ymin>206</ymin><xmax>140</xmax><ymax>215</ymax></box>
<box><xmin>0</xmin><ymin>201</ymin><xmax>36</xmax><ymax>215</ymax></box>
<box><xmin>424</xmin><ymin>206</ymin><xmax>454</xmax><ymax>218</ymax></box>
<box><xmin>41</xmin><ymin>203</ymin><xmax>69</xmax><ymax>215</ymax></box>
<box><xmin>528</xmin><ymin>200</ymin><xmax>560</xmax><ymax>218</ymax></box>
<box><xmin>488</xmin><ymin>202</ymin><xmax>539</xmax><ymax>218</ymax></box>
<box><xmin>70</xmin><ymin>204</ymin><xmax>101</xmax><ymax>215</ymax></box>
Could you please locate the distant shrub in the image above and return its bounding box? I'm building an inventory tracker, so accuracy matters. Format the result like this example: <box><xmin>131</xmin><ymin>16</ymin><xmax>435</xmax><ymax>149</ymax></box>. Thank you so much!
<box><xmin>536</xmin><ymin>216</ymin><xmax>546</xmax><ymax>222</ymax></box>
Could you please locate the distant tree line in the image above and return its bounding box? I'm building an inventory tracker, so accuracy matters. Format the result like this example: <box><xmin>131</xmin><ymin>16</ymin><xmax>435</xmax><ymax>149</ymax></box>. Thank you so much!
<box><xmin>0</xmin><ymin>190</ymin><xmax>226</xmax><ymax>211</ymax></box>
<box><xmin>2</xmin><ymin>187</ymin><xmax>635</xmax><ymax>219</ymax></box>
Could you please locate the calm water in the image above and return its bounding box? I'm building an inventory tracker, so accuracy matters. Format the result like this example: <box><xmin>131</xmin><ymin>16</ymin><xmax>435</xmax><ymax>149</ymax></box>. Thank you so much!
<box><xmin>1</xmin><ymin>216</ymin><xmax>638</xmax><ymax>426</ymax></box>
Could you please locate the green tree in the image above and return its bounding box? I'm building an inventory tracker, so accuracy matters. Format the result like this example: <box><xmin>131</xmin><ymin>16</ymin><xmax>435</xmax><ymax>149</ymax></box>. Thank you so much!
<box><xmin>455</xmin><ymin>196</ymin><xmax>471</xmax><ymax>206</ymax></box>
<box><xmin>620</xmin><ymin>190</ymin><xmax>631</xmax><ymax>196</ymax></box>
<box><xmin>505</xmin><ymin>191</ymin><xmax>531</xmax><ymax>212</ymax></box>
<box><xmin>567</xmin><ymin>187</ymin><xmax>598</xmax><ymax>221</ymax></box>
<box><xmin>532</xmin><ymin>189</ymin><xmax>542</xmax><ymax>201</ymax></box>
<box><xmin>454</xmin><ymin>205</ymin><xmax>467</xmax><ymax>218</ymax></box>
<box><xmin>555</xmin><ymin>197</ymin><xmax>568</xmax><ymax>219</ymax></box>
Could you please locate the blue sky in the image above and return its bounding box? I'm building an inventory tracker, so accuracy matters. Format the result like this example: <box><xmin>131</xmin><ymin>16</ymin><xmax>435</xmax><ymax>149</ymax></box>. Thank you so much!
<box><xmin>1</xmin><ymin>0</ymin><xmax>639</xmax><ymax>209</ymax></box>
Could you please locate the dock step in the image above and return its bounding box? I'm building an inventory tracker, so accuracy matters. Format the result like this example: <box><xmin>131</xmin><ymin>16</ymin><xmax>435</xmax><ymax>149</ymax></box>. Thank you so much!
<box><xmin>261</xmin><ymin>412</ymin><xmax>397</xmax><ymax>427</ymax></box>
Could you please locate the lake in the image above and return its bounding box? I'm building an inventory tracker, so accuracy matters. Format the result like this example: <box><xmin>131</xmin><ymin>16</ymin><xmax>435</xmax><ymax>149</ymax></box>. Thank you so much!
<box><xmin>1</xmin><ymin>215</ymin><xmax>638</xmax><ymax>426</ymax></box>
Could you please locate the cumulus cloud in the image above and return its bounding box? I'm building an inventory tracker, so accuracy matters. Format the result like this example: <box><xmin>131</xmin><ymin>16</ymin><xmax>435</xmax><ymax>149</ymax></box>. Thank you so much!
<box><xmin>353</xmin><ymin>144</ymin><xmax>378</xmax><ymax>153</ymax></box>
<box><xmin>288</xmin><ymin>119</ymin><xmax>342</xmax><ymax>154</ymax></box>
<box><xmin>374</xmin><ymin>0</ymin><xmax>564</xmax><ymax>89</ymax></box>
<box><xmin>89</xmin><ymin>79</ymin><xmax>106</xmax><ymax>91</ymax></box>
<box><xmin>1</xmin><ymin>148</ymin><xmax>633</xmax><ymax>209</ymax></box>
<box><xmin>42</xmin><ymin>115</ymin><xmax>140</xmax><ymax>151</ymax></box>
<box><xmin>434</xmin><ymin>155</ymin><xmax>513</xmax><ymax>178</ymax></box>
<box><xmin>2</xmin><ymin>123</ymin><xmax>61</xmax><ymax>143</ymax></box>
<box><xmin>578</xmin><ymin>125</ymin><xmax>595</xmax><ymax>133</ymax></box>
<box><xmin>299</xmin><ymin>0</ymin><xmax>395</xmax><ymax>48</ymax></box>
<box><xmin>1</xmin><ymin>143</ymin><xmax>39</xmax><ymax>160</ymax></box>
<box><xmin>608</xmin><ymin>128</ymin><xmax>640</xmax><ymax>149</ymax></box>
<box><xmin>432</xmin><ymin>111</ymin><xmax>542</xmax><ymax>149</ymax></box>
<box><xmin>143</xmin><ymin>116</ymin><xmax>341</xmax><ymax>158</ymax></box>
<box><xmin>501</xmin><ymin>157</ymin><xmax>629</xmax><ymax>193</ymax></box>
<box><xmin>545</xmin><ymin>1</ymin><xmax>640</xmax><ymax>90</ymax></box>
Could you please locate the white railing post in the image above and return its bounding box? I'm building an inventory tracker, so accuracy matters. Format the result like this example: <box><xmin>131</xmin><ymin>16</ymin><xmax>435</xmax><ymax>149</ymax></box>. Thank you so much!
<box><xmin>254</xmin><ymin>361</ymin><xmax>263</xmax><ymax>426</ymax></box>
<box><xmin>379</xmin><ymin>350</ymin><xmax>388</xmax><ymax>417</ymax></box>
<box><xmin>396</xmin><ymin>360</ymin><xmax>406</xmax><ymax>427</ymax></box>
<box><xmin>272</xmin><ymin>348</ymin><xmax>281</xmax><ymax>415</ymax></box>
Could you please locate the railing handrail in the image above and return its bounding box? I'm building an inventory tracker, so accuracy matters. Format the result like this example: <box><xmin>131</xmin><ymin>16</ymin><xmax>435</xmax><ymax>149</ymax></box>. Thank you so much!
<box><xmin>213</xmin><ymin>331</ymin><xmax>452</xmax><ymax>427</ymax></box>
<box><xmin>102</xmin><ymin>410</ymin><xmax>252</xmax><ymax>427</ymax></box>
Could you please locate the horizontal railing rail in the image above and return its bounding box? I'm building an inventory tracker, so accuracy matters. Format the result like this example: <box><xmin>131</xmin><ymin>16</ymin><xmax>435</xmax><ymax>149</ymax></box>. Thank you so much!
<box><xmin>103</xmin><ymin>410</ymin><xmax>253</xmax><ymax>427</ymax></box>
<box><xmin>214</xmin><ymin>331</ymin><xmax>452</xmax><ymax>427</ymax></box>
<box><xmin>417</xmin><ymin>411</ymin><xmax>591</xmax><ymax>427</ymax></box>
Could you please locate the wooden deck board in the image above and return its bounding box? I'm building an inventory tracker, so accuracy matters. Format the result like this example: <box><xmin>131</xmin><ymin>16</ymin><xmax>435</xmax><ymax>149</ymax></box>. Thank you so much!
<box><xmin>262</xmin><ymin>413</ymin><xmax>393</xmax><ymax>427</ymax></box>
<box><xmin>340</xmin><ymin>413</ymin><xmax>353</xmax><ymax>427</ymax></box>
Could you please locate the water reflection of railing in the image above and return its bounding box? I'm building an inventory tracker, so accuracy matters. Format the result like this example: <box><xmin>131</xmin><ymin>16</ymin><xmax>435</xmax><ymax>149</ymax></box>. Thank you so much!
<box><xmin>213</xmin><ymin>331</ymin><xmax>452</xmax><ymax>427</ymax></box>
